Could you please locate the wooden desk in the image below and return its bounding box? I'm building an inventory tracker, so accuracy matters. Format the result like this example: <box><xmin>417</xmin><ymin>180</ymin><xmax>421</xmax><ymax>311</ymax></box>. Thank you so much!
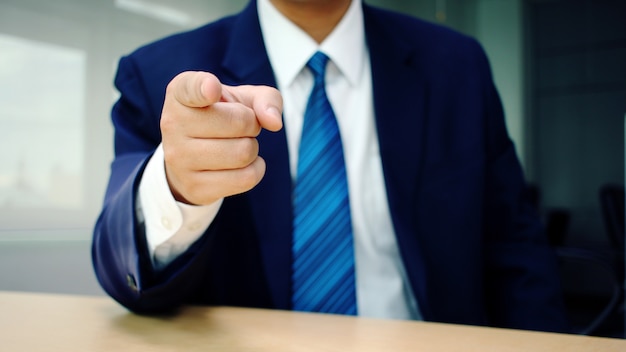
<box><xmin>1</xmin><ymin>291</ymin><xmax>624</xmax><ymax>351</ymax></box>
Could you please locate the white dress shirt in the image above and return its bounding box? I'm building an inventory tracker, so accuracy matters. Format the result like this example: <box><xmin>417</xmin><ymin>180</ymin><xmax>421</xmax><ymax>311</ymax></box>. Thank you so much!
<box><xmin>137</xmin><ymin>0</ymin><xmax>421</xmax><ymax>320</ymax></box>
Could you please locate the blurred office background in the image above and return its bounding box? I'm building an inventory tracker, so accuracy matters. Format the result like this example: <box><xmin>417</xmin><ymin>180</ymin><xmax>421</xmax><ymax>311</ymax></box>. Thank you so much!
<box><xmin>0</xmin><ymin>0</ymin><xmax>624</xmax><ymax>337</ymax></box>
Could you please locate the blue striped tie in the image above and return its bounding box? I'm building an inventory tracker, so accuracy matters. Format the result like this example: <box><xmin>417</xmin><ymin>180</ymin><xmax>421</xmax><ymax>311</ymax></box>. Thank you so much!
<box><xmin>292</xmin><ymin>51</ymin><xmax>357</xmax><ymax>315</ymax></box>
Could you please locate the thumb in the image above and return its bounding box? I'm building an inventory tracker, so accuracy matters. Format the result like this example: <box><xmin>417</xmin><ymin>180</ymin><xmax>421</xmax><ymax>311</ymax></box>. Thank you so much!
<box><xmin>168</xmin><ymin>71</ymin><xmax>223</xmax><ymax>108</ymax></box>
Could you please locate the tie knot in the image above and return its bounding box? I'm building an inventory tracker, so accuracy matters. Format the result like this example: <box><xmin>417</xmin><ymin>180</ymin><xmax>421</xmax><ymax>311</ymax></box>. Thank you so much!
<box><xmin>307</xmin><ymin>51</ymin><xmax>329</xmax><ymax>80</ymax></box>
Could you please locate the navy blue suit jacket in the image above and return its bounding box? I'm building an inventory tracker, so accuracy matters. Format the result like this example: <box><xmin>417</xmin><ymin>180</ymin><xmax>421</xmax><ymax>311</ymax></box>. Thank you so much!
<box><xmin>92</xmin><ymin>0</ymin><xmax>568</xmax><ymax>332</ymax></box>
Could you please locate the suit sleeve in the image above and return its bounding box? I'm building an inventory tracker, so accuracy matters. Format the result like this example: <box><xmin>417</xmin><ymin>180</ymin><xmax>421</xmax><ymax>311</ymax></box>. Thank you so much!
<box><xmin>91</xmin><ymin>55</ymin><xmax>215</xmax><ymax>314</ymax></box>
<box><xmin>475</xmin><ymin>43</ymin><xmax>570</xmax><ymax>333</ymax></box>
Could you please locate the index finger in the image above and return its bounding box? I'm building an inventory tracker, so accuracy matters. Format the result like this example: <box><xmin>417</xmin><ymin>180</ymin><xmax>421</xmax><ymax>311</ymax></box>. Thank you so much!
<box><xmin>222</xmin><ymin>84</ymin><xmax>283</xmax><ymax>132</ymax></box>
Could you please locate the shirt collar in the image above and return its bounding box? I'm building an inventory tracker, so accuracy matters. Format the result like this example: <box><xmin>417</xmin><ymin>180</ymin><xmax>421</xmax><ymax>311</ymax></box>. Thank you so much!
<box><xmin>258</xmin><ymin>0</ymin><xmax>366</xmax><ymax>89</ymax></box>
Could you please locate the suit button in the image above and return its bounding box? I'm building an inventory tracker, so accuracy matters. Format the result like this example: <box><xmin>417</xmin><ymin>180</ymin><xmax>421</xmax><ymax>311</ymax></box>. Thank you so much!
<box><xmin>126</xmin><ymin>274</ymin><xmax>138</xmax><ymax>292</ymax></box>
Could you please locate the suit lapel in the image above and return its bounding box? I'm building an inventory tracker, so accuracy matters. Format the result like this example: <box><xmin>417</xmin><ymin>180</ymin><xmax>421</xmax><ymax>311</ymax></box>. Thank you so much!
<box><xmin>363</xmin><ymin>4</ymin><xmax>432</xmax><ymax>319</ymax></box>
<box><xmin>222</xmin><ymin>1</ymin><xmax>293</xmax><ymax>310</ymax></box>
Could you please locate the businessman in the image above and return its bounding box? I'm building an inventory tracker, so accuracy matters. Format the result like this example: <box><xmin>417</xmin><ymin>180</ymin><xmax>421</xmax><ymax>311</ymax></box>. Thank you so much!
<box><xmin>92</xmin><ymin>0</ymin><xmax>569</xmax><ymax>332</ymax></box>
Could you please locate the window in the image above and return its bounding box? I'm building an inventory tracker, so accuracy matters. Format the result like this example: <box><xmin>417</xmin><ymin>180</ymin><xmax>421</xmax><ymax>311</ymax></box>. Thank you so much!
<box><xmin>0</xmin><ymin>0</ymin><xmax>246</xmax><ymax>239</ymax></box>
<box><xmin>0</xmin><ymin>34</ymin><xmax>86</xmax><ymax>211</ymax></box>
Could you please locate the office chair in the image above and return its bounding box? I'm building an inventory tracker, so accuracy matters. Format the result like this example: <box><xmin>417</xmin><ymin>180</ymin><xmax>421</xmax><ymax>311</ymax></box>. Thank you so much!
<box><xmin>556</xmin><ymin>246</ymin><xmax>623</xmax><ymax>336</ymax></box>
<box><xmin>599</xmin><ymin>184</ymin><xmax>625</xmax><ymax>251</ymax></box>
<box><xmin>598</xmin><ymin>183</ymin><xmax>625</xmax><ymax>337</ymax></box>
<box><xmin>529</xmin><ymin>184</ymin><xmax>624</xmax><ymax>336</ymax></box>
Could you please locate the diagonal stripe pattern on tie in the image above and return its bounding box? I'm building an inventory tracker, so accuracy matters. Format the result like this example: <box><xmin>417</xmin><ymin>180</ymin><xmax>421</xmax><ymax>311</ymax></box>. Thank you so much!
<box><xmin>292</xmin><ymin>51</ymin><xmax>357</xmax><ymax>315</ymax></box>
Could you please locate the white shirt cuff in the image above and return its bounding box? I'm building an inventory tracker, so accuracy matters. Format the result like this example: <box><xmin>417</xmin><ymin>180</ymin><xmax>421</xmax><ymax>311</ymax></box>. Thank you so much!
<box><xmin>137</xmin><ymin>144</ymin><xmax>223</xmax><ymax>270</ymax></box>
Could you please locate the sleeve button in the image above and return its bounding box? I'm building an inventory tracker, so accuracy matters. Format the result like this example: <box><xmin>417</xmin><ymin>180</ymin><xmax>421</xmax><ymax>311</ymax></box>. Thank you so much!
<box><xmin>126</xmin><ymin>274</ymin><xmax>138</xmax><ymax>292</ymax></box>
<box><xmin>161</xmin><ymin>216</ymin><xmax>172</xmax><ymax>230</ymax></box>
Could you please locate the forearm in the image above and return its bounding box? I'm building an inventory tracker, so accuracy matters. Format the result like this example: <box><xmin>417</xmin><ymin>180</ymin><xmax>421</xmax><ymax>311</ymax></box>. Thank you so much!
<box><xmin>92</xmin><ymin>152</ymin><xmax>216</xmax><ymax>314</ymax></box>
<box><xmin>92</xmin><ymin>152</ymin><xmax>155</xmax><ymax>311</ymax></box>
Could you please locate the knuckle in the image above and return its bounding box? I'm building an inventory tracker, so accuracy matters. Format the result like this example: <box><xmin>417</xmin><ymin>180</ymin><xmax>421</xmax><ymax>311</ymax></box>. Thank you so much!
<box><xmin>178</xmin><ymin>174</ymin><xmax>216</xmax><ymax>206</ymax></box>
<box><xmin>160</xmin><ymin>115</ymin><xmax>174</xmax><ymax>133</ymax></box>
<box><xmin>162</xmin><ymin>144</ymin><xmax>179</xmax><ymax>163</ymax></box>
<box><xmin>235</xmin><ymin>164</ymin><xmax>261</xmax><ymax>191</ymax></box>
<box><xmin>165</xmin><ymin>77</ymin><xmax>177</xmax><ymax>95</ymax></box>
<box><xmin>232</xmin><ymin>138</ymin><xmax>259</xmax><ymax>166</ymax></box>
<box><xmin>227</xmin><ymin>104</ymin><xmax>257</xmax><ymax>135</ymax></box>
<box><xmin>182</xmin><ymin>181</ymin><xmax>202</xmax><ymax>202</ymax></box>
